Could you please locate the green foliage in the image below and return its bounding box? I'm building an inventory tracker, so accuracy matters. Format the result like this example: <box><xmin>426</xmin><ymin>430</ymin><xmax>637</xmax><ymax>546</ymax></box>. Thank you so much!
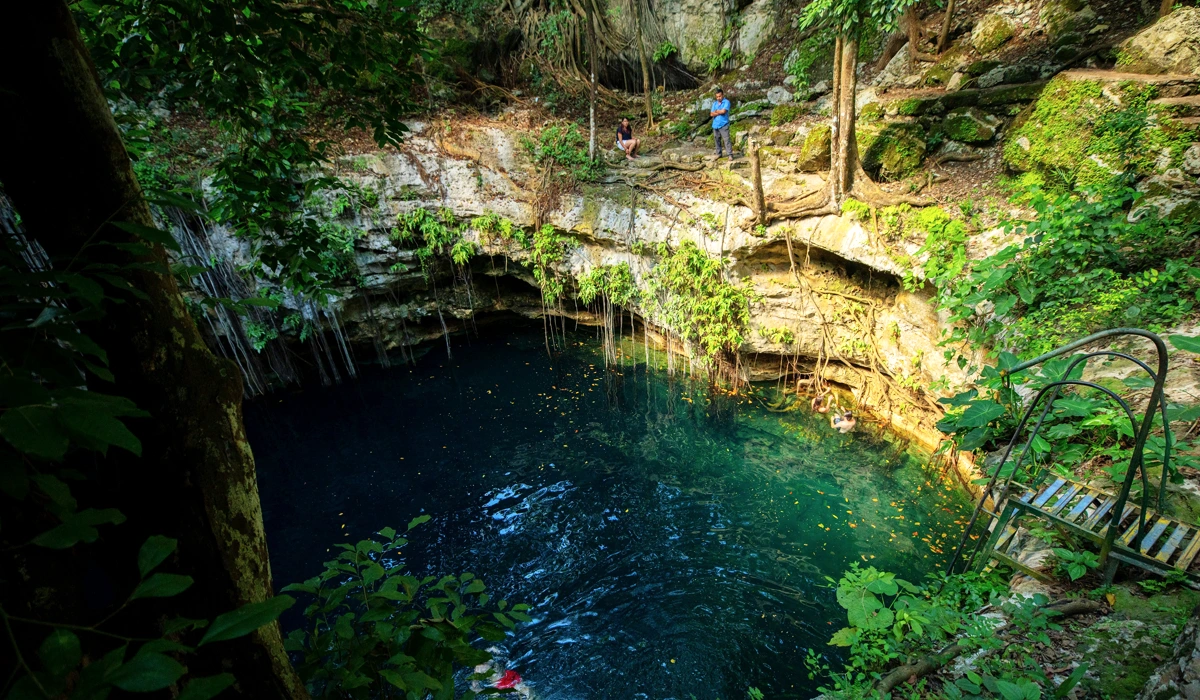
<box><xmin>523</xmin><ymin>124</ymin><xmax>603</xmax><ymax>184</ymax></box>
<box><xmin>937</xmin><ymin>181</ymin><xmax>1200</xmax><ymax>357</ymax></box>
<box><xmin>0</xmin><ymin>223</ymin><xmax>292</xmax><ymax>698</ymax></box>
<box><xmin>797</xmin><ymin>0</ymin><xmax>918</xmax><ymax>42</ymax></box>
<box><xmin>758</xmin><ymin>326</ymin><xmax>796</xmax><ymax>345</ymax></box>
<box><xmin>578</xmin><ymin>263</ymin><xmax>638</xmax><ymax>307</ymax></box>
<box><xmin>784</xmin><ymin>33</ymin><xmax>834</xmax><ymax>91</ymax></box>
<box><xmin>76</xmin><ymin>0</ymin><xmax>426</xmax><ymax>302</ymax></box>
<box><xmin>283</xmin><ymin>522</ymin><xmax>527</xmax><ymax>698</ymax></box>
<box><xmin>392</xmin><ymin>208</ymin><xmax>477</xmax><ymax>276</ymax></box>
<box><xmin>906</xmin><ymin>206</ymin><xmax>969</xmax><ymax>291</ymax></box>
<box><xmin>1137</xmin><ymin>569</ymin><xmax>1190</xmax><ymax>594</ymax></box>
<box><xmin>1051</xmin><ymin>548</ymin><xmax>1100</xmax><ymax>581</ymax></box>
<box><xmin>643</xmin><ymin>240</ymin><xmax>756</xmax><ymax>363</ymax></box>
<box><xmin>810</xmin><ymin>566</ymin><xmax>1085</xmax><ymax>699</ymax></box>
<box><xmin>531</xmin><ymin>225</ymin><xmax>572</xmax><ymax>305</ymax></box>
<box><xmin>472</xmin><ymin>211</ymin><xmax>529</xmax><ymax>250</ymax></box>
<box><xmin>653</xmin><ymin>41</ymin><xmax>679</xmax><ymax>62</ymax></box>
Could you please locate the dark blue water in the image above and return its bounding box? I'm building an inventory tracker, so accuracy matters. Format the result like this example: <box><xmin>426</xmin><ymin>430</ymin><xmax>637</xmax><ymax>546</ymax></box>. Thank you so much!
<box><xmin>247</xmin><ymin>330</ymin><xmax>969</xmax><ymax>699</ymax></box>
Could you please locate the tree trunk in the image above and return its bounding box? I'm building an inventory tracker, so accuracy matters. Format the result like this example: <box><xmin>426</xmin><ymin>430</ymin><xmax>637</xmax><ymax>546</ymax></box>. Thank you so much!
<box><xmin>634</xmin><ymin>0</ymin><xmax>654</xmax><ymax>128</ymax></box>
<box><xmin>586</xmin><ymin>1</ymin><xmax>598</xmax><ymax>160</ymax></box>
<box><xmin>829</xmin><ymin>35</ymin><xmax>844</xmax><ymax>203</ymax></box>
<box><xmin>750</xmin><ymin>138</ymin><xmax>766</xmax><ymax>227</ymax></box>
<box><xmin>833</xmin><ymin>36</ymin><xmax>859</xmax><ymax>203</ymax></box>
<box><xmin>937</xmin><ymin>0</ymin><xmax>957</xmax><ymax>53</ymax></box>
<box><xmin>1159</xmin><ymin>0</ymin><xmax>1174</xmax><ymax>18</ymax></box>
<box><xmin>0</xmin><ymin>3</ymin><xmax>307</xmax><ymax>698</ymax></box>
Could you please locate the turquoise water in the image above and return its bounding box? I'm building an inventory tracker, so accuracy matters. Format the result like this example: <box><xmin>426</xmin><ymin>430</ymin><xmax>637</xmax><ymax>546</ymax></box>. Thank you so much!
<box><xmin>247</xmin><ymin>329</ymin><xmax>969</xmax><ymax>699</ymax></box>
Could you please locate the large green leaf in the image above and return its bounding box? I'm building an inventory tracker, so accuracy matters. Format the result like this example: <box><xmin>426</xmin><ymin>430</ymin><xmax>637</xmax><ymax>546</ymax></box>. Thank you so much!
<box><xmin>107</xmin><ymin>652</ymin><xmax>186</xmax><ymax>692</ymax></box>
<box><xmin>138</xmin><ymin>535</ymin><xmax>178</xmax><ymax>577</ymax></box>
<box><xmin>0</xmin><ymin>406</ymin><xmax>68</xmax><ymax>460</ymax></box>
<box><xmin>957</xmin><ymin>401</ymin><xmax>1007</xmax><ymax>428</ymax></box>
<box><xmin>177</xmin><ymin>674</ymin><xmax>236</xmax><ymax>700</ymax></box>
<box><xmin>38</xmin><ymin>629</ymin><xmax>81</xmax><ymax>675</ymax></box>
<box><xmin>1169</xmin><ymin>335</ymin><xmax>1200</xmax><ymax>354</ymax></box>
<box><xmin>131</xmin><ymin>573</ymin><xmax>194</xmax><ymax>600</ymax></box>
<box><xmin>33</xmin><ymin>508</ymin><xmax>126</xmax><ymax>549</ymax></box>
<box><xmin>57</xmin><ymin>403</ymin><xmax>142</xmax><ymax>456</ymax></box>
<box><xmin>827</xmin><ymin>626</ymin><xmax>857</xmax><ymax>647</ymax></box>
<box><xmin>198</xmin><ymin>595</ymin><xmax>295</xmax><ymax>646</ymax></box>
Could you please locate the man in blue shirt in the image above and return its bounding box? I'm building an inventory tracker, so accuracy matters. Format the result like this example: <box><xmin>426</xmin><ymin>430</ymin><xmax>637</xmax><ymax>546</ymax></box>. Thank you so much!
<box><xmin>710</xmin><ymin>89</ymin><xmax>732</xmax><ymax>159</ymax></box>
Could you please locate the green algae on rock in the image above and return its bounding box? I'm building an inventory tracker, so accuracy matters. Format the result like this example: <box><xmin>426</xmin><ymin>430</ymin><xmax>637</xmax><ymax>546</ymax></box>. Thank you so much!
<box><xmin>941</xmin><ymin>106</ymin><xmax>1002</xmax><ymax>143</ymax></box>
<box><xmin>971</xmin><ymin>13</ymin><xmax>1016</xmax><ymax>54</ymax></box>
<box><xmin>860</xmin><ymin>121</ymin><xmax>928</xmax><ymax>180</ymax></box>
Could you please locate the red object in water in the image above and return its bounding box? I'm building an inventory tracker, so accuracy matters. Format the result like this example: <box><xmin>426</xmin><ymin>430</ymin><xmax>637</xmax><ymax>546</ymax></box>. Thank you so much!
<box><xmin>495</xmin><ymin>670</ymin><xmax>522</xmax><ymax>689</ymax></box>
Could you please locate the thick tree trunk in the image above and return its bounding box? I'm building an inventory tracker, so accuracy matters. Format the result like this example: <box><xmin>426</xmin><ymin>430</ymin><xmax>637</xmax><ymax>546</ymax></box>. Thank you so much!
<box><xmin>750</xmin><ymin>138</ymin><xmax>766</xmax><ymax>227</ymax></box>
<box><xmin>634</xmin><ymin>0</ymin><xmax>654</xmax><ymax>128</ymax></box>
<box><xmin>586</xmin><ymin>1</ymin><xmax>598</xmax><ymax>160</ymax></box>
<box><xmin>0</xmin><ymin>3</ymin><xmax>307</xmax><ymax>698</ymax></box>
<box><xmin>1160</xmin><ymin>0</ymin><xmax>1174</xmax><ymax>18</ymax></box>
<box><xmin>833</xmin><ymin>37</ymin><xmax>859</xmax><ymax>202</ymax></box>
<box><xmin>829</xmin><ymin>36</ymin><xmax>844</xmax><ymax>204</ymax></box>
<box><xmin>937</xmin><ymin>0</ymin><xmax>957</xmax><ymax>53</ymax></box>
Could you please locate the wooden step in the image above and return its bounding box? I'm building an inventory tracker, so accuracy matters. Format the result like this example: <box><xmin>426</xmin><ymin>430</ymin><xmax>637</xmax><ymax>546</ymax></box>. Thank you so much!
<box><xmin>1155</xmin><ymin>524</ymin><xmax>1189</xmax><ymax>563</ymax></box>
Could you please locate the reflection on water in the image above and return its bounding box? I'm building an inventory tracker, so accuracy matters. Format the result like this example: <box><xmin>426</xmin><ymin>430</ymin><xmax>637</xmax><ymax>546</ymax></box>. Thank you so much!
<box><xmin>247</xmin><ymin>330</ymin><xmax>969</xmax><ymax>699</ymax></box>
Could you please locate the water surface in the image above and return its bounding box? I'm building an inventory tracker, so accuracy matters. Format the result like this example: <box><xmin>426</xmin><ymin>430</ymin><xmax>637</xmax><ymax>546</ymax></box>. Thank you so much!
<box><xmin>247</xmin><ymin>330</ymin><xmax>969</xmax><ymax>699</ymax></box>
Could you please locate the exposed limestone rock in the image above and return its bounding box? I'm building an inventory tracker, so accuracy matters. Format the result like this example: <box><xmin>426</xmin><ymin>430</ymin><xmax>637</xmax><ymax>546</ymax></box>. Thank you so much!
<box><xmin>941</xmin><ymin>107</ymin><xmax>1002</xmax><ymax>143</ymax></box>
<box><xmin>874</xmin><ymin>45</ymin><xmax>918</xmax><ymax>89</ymax></box>
<box><xmin>971</xmin><ymin>13</ymin><xmax>1016</xmax><ymax>53</ymax></box>
<box><xmin>736</xmin><ymin>0</ymin><xmax>776</xmax><ymax>59</ymax></box>
<box><xmin>1132</xmin><ymin>169</ymin><xmax>1200</xmax><ymax>221</ymax></box>
<box><xmin>1183</xmin><ymin>143</ymin><xmax>1200</xmax><ymax>175</ymax></box>
<box><xmin>766</xmin><ymin>86</ymin><xmax>793</xmax><ymax>105</ymax></box>
<box><xmin>1118</xmin><ymin>7</ymin><xmax>1200</xmax><ymax>76</ymax></box>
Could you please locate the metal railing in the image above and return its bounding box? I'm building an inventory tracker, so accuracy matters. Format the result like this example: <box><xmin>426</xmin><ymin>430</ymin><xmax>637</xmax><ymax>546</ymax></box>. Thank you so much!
<box><xmin>946</xmin><ymin>328</ymin><xmax>1171</xmax><ymax>575</ymax></box>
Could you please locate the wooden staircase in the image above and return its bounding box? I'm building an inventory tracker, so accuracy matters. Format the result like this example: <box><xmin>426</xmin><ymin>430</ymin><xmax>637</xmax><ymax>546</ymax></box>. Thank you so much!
<box><xmin>980</xmin><ymin>476</ymin><xmax>1200</xmax><ymax>581</ymax></box>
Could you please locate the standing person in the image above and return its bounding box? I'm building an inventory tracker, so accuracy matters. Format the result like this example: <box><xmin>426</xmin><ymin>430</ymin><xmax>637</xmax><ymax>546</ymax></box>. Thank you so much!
<box><xmin>710</xmin><ymin>88</ymin><xmax>732</xmax><ymax>159</ymax></box>
<box><xmin>616</xmin><ymin>117</ymin><xmax>640</xmax><ymax>160</ymax></box>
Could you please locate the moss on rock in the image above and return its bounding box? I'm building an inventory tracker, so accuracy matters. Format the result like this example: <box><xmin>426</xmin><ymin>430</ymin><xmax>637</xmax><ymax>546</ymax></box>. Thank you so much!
<box><xmin>971</xmin><ymin>13</ymin><xmax>1016</xmax><ymax>54</ymax></box>
<box><xmin>797</xmin><ymin>124</ymin><xmax>831</xmax><ymax>172</ymax></box>
<box><xmin>860</xmin><ymin>121</ymin><xmax>927</xmax><ymax>180</ymax></box>
<box><xmin>1003</xmin><ymin>74</ymin><xmax>1200</xmax><ymax>187</ymax></box>
<box><xmin>941</xmin><ymin>106</ymin><xmax>1002</xmax><ymax>143</ymax></box>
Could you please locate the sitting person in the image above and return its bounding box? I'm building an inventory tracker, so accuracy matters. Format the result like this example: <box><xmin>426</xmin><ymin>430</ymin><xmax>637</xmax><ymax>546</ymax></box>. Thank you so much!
<box><xmin>810</xmin><ymin>388</ymin><xmax>831</xmax><ymax>414</ymax></box>
<box><xmin>831</xmin><ymin>410</ymin><xmax>856</xmax><ymax>434</ymax></box>
<box><xmin>616</xmin><ymin>117</ymin><xmax>640</xmax><ymax>160</ymax></box>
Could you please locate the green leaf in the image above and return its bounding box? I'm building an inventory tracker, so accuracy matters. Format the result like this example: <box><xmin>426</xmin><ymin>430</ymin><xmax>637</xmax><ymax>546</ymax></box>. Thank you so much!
<box><xmin>828</xmin><ymin>626</ymin><xmax>857</xmax><ymax>646</ymax></box>
<box><xmin>379</xmin><ymin>526</ymin><xmax>397</xmax><ymax>539</ymax></box>
<box><xmin>363</xmin><ymin>562</ymin><xmax>386</xmax><ymax>585</ymax></box>
<box><xmin>0</xmin><ymin>376</ymin><xmax>51</xmax><ymax>407</ymax></box>
<box><xmin>1054</xmin><ymin>663</ymin><xmax>1088</xmax><ymax>698</ymax></box>
<box><xmin>138</xmin><ymin>535</ymin><xmax>178</xmax><ymax>577</ymax></box>
<box><xmin>1054</xmin><ymin>397</ymin><xmax>1098</xmax><ymax>418</ymax></box>
<box><xmin>38</xmin><ymin>629</ymin><xmax>81</xmax><ymax>675</ymax></box>
<box><xmin>178</xmin><ymin>674</ymin><xmax>236</xmax><ymax>700</ymax></box>
<box><xmin>33</xmin><ymin>508</ymin><xmax>126</xmax><ymax>549</ymax></box>
<box><xmin>1170</xmin><ymin>335</ymin><xmax>1200</xmax><ymax>354</ymax></box>
<box><xmin>112</xmin><ymin>221</ymin><xmax>181</xmax><ymax>252</ymax></box>
<box><xmin>198</xmin><ymin>595</ymin><xmax>295</xmax><ymax>646</ymax></box>
<box><xmin>958</xmin><ymin>401</ymin><xmax>1007</xmax><ymax>428</ymax></box>
<box><xmin>1</xmin><ymin>406</ymin><xmax>69</xmax><ymax>460</ymax></box>
<box><xmin>132</xmin><ymin>573</ymin><xmax>194</xmax><ymax>600</ymax></box>
<box><xmin>107</xmin><ymin>652</ymin><xmax>186</xmax><ymax>691</ymax></box>
<box><xmin>408</xmin><ymin>514</ymin><xmax>431</xmax><ymax>530</ymax></box>
<box><xmin>57</xmin><ymin>403</ymin><xmax>142</xmax><ymax>456</ymax></box>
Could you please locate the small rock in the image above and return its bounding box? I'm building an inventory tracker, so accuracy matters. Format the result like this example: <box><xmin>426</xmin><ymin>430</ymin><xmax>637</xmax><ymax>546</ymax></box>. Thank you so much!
<box><xmin>1088</xmin><ymin>23</ymin><xmax>1108</xmax><ymax>35</ymax></box>
<box><xmin>1182</xmin><ymin>144</ymin><xmax>1200</xmax><ymax>176</ymax></box>
<box><xmin>972</xmin><ymin>13</ymin><xmax>1016</xmax><ymax>53</ymax></box>
<box><xmin>946</xmin><ymin>72</ymin><xmax>965</xmax><ymax>92</ymax></box>
<box><xmin>782</xmin><ymin>75</ymin><xmax>797</xmax><ymax>86</ymax></box>
<box><xmin>809</xmin><ymin>80</ymin><xmax>831</xmax><ymax>95</ymax></box>
<box><xmin>766</xmin><ymin>86</ymin><xmax>793</xmax><ymax>105</ymax></box>
<box><xmin>796</xmin><ymin>124</ymin><xmax>831</xmax><ymax>171</ymax></box>
<box><xmin>966</xmin><ymin>59</ymin><xmax>1003</xmax><ymax>77</ymax></box>
<box><xmin>1054</xmin><ymin>44</ymin><xmax>1082</xmax><ymax>63</ymax></box>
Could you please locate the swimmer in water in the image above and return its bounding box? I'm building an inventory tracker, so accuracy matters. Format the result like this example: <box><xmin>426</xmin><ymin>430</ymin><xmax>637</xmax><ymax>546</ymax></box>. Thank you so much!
<box><xmin>811</xmin><ymin>388</ymin><xmax>831</xmax><ymax>414</ymax></box>
<box><xmin>831</xmin><ymin>410</ymin><xmax>856</xmax><ymax>434</ymax></box>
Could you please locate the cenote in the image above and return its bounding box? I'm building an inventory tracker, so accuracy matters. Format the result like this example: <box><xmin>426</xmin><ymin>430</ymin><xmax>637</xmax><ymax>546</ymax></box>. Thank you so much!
<box><xmin>247</xmin><ymin>328</ymin><xmax>971</xmax><ymax>699</ymax></box>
